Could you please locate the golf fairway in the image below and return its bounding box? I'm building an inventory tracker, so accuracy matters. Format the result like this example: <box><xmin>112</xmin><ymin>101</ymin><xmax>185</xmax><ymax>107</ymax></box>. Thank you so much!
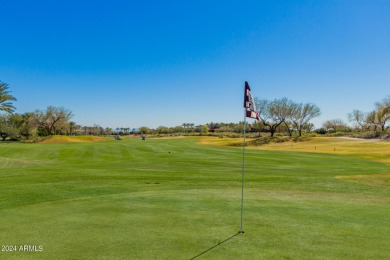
<box><xmin>0</xmin><ymin>137</ymin><xmax>389</xmax><ymax>259</ymax></box>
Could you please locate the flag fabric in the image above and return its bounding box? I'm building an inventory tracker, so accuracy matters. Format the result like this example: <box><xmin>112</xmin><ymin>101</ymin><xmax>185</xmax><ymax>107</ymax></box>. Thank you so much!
<box><xmin>243</xmin><ymin>81</ymin><xmax>260</xmax><ymax>121</ymax></box>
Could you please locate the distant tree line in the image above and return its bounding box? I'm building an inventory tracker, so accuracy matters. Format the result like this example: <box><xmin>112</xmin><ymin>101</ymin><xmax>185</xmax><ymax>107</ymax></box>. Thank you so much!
<box><xmin>1</xmin><ymin>80</ymin><xmax>389</xmax><ymax>141</ymax></box>
<box><xmin>346</xmin><ymin>96</ymin><xmax>390</xmax><ymax>134</ymax></box>
<box><xmin>317</xmin><ymin>96</ymin><xmax>390</xmax><ymax>138</ymax></box>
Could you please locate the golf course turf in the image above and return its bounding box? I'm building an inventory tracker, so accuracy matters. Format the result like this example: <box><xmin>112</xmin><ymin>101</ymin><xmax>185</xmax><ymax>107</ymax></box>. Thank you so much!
<box><xmin>0</xmin><ymin>136</ymin><xmax>389</xmax><ymax>259</ymax></box>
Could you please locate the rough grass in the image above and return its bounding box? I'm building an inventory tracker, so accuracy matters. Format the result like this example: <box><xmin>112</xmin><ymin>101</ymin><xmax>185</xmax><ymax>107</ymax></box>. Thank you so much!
<box><xmin>0</xmin><ymin>137</ymin><xmax>389</xmax><ymax>259</ymax></box>
<box><xmin>199</xmin><ymin>136</ymin><xmax>390</xmax><ymax>163</ymax></box>
<box><xmin>199</xmin><ymin>136</ymin><xmax>390</xmax><ymax>188</ymax></box>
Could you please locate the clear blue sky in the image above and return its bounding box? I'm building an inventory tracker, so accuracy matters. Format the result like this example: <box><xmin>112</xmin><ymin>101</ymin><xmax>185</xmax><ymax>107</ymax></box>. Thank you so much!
<box><xmin>1</xmin><ymin>0</ymin><xmax>389</xmax><ymax>128</ymax></box>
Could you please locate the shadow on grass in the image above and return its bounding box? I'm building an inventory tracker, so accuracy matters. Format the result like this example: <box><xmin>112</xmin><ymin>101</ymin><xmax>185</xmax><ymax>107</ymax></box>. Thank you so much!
<box><xmin>190</xmin><ymin>231</ymin><xmax>242</xmax><ymax>259</ymax></box>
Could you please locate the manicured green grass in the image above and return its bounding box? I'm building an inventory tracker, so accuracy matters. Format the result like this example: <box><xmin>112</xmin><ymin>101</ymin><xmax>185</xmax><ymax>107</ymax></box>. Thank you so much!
<box><xmin>0</xmin><ymin>137</ymin><xmax>389</xmax><ymax>259</ymax></box>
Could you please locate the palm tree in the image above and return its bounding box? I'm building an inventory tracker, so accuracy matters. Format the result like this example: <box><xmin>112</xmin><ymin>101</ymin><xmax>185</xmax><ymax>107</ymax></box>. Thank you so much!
<box><xmin>0</xmin><ymin>81</ymin><xmax>17</xmax><ymax>113</ymax></box>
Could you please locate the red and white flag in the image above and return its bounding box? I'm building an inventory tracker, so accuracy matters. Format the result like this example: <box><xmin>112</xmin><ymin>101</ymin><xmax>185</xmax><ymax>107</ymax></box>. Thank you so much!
<box><xmin>243</xmin><ymin>81</ymin><xmax>260</xmax><ymax>121</ymax></box>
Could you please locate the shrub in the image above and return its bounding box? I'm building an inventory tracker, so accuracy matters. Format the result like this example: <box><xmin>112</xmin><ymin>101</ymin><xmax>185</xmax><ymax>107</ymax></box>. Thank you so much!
<box><xmin>292</xmin><ymin>136</ymin><xmax>312</xmax><ymax>142</ymax></box>
<box><xmin>226</xmin><ymin>133</ymin><xmax>241</xmax><ymax>138</ymax></box>
<box><xmin>249</xmin><ymin>136</ymin><xmax>289</xmax><ymax>146</ymax></box>
<box><xmin>315</xmin><ymin>128</ymin><xmax>327</xmax><ymax>135</ymax></box>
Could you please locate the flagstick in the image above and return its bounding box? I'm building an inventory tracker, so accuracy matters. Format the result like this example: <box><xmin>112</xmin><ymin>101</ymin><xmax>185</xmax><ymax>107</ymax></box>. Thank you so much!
<box><xmin>240</xmin><ymin>109</ymin><xmax>246</xmax><ymax>234</ymax></box>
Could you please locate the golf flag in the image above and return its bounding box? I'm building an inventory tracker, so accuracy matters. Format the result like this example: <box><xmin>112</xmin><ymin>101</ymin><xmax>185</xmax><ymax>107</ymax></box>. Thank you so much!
<box><xmin>243</xmin><ymin>81</ymin><xmax>260</xmax><ymax>121</ymax></box>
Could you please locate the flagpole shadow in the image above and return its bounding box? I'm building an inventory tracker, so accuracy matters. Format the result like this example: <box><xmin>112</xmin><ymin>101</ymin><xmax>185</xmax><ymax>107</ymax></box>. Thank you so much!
<box><xmin>189</xmin><ymin>232</ymin><xmax>242</xmax><ymax>260</ymax></box>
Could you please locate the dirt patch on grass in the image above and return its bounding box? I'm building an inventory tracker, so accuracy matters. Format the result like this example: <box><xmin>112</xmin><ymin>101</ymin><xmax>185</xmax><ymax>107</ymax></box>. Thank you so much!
<box><xmin>38</xmin><ymin>136</ymin><xmax>110</xmax><ymax>143</ymax></box>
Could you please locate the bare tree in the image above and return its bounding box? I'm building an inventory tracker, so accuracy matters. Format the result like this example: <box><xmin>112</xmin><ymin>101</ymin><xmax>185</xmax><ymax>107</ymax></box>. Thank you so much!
<box><xmin>34</xmin><ymin>106</ymin><xmax>73</xmax><ymax>136</ymax></box>
<box><xmin>367</xmin><ymin>109</ymin><xmax>388</xmax><ymax>132</ymax></box>
<box><xmin>256</xmin><ymin>97</ymin><xmax>293</xmax><ymax>137</ymax></box>
<box><xmin>348</xmin><ymin>110</ymin><xmax>369</xmax><ymax>130</ymax></box>
<box><xmin>374</xmin><ymin>96</ymin><xmax>390</xmax><ymax>131</ymax></box>
<box><xmin>290</xmin><ymin>102</ymin><xmax>321</xmax><ymax>136</ymax></box>
<box><xmin>376</xmin><ymin>95</ymin><xmax>390</xmax><ymax>110</ymax></box>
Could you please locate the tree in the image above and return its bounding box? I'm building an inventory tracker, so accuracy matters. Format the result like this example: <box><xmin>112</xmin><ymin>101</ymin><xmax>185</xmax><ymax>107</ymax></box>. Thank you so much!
<box><xmin>139</xmin><ymin>126</ymin><xmax>149</xmax><ymax>135</ymax></box>
<box><xmin>34</xmin><ymin>106</ymin><xmax>73</xmax><ymax>136</ymax></box>
<box><xmin>290</xmin><ymin>102</ymin><xmax>321</xmax><ymax>136</ymax></box>
<box><xmin>322</xmin><ymin>119</ymin><xmax>348</xmax><ymax>132</ymax></box>
<box><xmin>199</xmin><ymin>125</ymin><xmax>207</xmax><ymax>134</ymax></box>
<box><xmin>348</xmin><ymin>110</ymin><xmax>369</xmax><ymax>131</ymax></box>
<box><xmin>367</xmin><ymin>109</ymin><xmax>388</xmax><ymax>132</ymax></box>
<box><xmin>374</xmin><ymin>96</ymin><xmax>390</xmax><ymax>131</ymax></box>
<box><xmin>156</xmin><ymin>126</ymin><xmax>170</xmax><ymax>134</ymax></box>
<box><xmin>302</xmin><ymin>122</ymin><xmax>315</xmax><ymax>133</ymax></box>
<box><xmin>20</xmin><ymin>112</ymin><xmax>37</xmax><ymax>139</ymax></box>
<box><xmin>9</xmin><ymin>112</ymin><xmax>38</xmax><ymax>139</ymax></box>
<box><xmin>384</xmin><ymin>106</ymin><xmax>390</xmax><ymax>116</ymax></box>
<box><xmin>256</xmin><ymin>97</ymin><xmax>293</xmax><ymax>137</ymax></box>
<box><xmin>91</xmin><ymin>124</ymin><xmax>103</xmax><ymax>135</ymax></box>
<box><xmin>282</xmin><ymin>121</ymin><xmax>294</xmax><ymax>137</ymax></box>
<box><xmin>0</xmin><ymin>81</ymin><xmax>17</xmax><ymax>114</ymax></box>
<box><xmin>376</xmin><ymin>95</ymin><xmax>390</xmax><ymax>110</ymax></box>
<box><xmin>105</xmin><ymin>127</ymin><xmax>113</xmax><ymax>135</ymax></box>
<box><xmin>181</xmin><ymin>123</ymin><xmax>194</xmax><ymax>133</ymax></box>
<box><xmin>366</xmin><ymin>110</ymin><xmax>384</xmax><ymax>132</ymax></box>
<box><xmin>68</xmin><ymin>121</ymin><xmax>78</xmax><ymax>135</ymax></box>
<box><xmin>0</xmin><ymin>114</ymin><xmax>19</xmax><ymax>140</ymax></box>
